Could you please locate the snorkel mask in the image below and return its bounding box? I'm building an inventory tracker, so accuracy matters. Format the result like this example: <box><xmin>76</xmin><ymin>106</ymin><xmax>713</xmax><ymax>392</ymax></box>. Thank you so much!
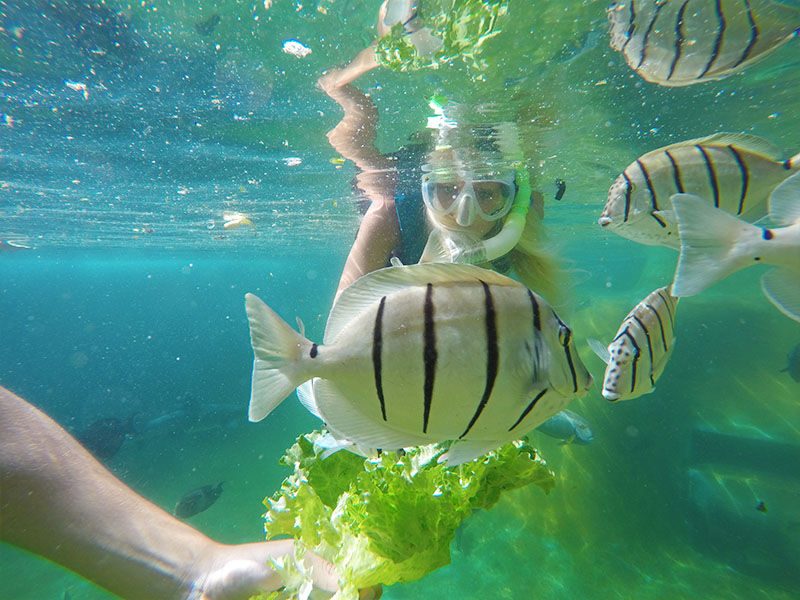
<box><xmin>423</xmin><ymin>96</ymin><xmax>531</xmax><ymax>264</ymax></box>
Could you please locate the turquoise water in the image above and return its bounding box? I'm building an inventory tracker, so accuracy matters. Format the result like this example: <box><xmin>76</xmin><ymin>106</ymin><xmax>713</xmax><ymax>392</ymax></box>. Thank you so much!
<box><xmin>2</xmin><ymin>1</ymin><xmax>800</xmax><ymax>598</ymax></box>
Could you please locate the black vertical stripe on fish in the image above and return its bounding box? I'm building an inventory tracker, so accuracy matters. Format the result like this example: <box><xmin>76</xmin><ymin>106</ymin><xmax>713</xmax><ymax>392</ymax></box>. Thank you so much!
<box><xmin>622</xmin><ymin>329</ymin><xmax>641</xmax><ymax>394</ymax></box>
<box><xmin>665</xmin><ymin>150</ymin><xmax>685</xmax><ymax>193</ymax></box>
<box><xmin>656</xmin><ymin>290</ymin><xmax>675</xmax><ymax>330</ymax></box>
<box><xmin>309</xmin><ymin>343</ymin><xmax>318</xmax><ymax>358</ymax></box>
<box><xmin>459</xmin><ymin>282</ymin><xmax>499</xmax><ymax>439</ymax></box>
<box><xmin>527</xmin><ymin>289</ymin><xmax>541</xmax><ymax>331</ymax></box>
<box><xmin>637</xmin><ymin>159</ymin><xmax>667</xmax><ymax>228</ymax></box>
<box><xmin>699</xmin><ymin>0</ymin><xmax>726</xmax><ymax>78</ymax></box>
<box><xmin>621</xmin><ymin>0</ymin><xmax>637</xmax><ymax>53</ymax></box>
<box><xmin>733</xmin><ymin>0</ymin><xmax>759</xmax><ymax>68</ymax></box>
<box><xmin>637</xmin><ymin>2</ymin><xmax>665</xmax><ymax>69</ymax></box>
<box><xmin>372</xmin><ymin>296</ymin><xmax>387</xmax><ymax>421</ymax></box>
<box><xmin>622</xmin><ymin>171</ymin><xmax>633</xmax><ymax>222</ymax></box>
<box><xmin>696</xmin><ymin>145</ymin><xmax>720</xmax><ymax>207</ymax></box>
<box><xmin>508</xmin><ymin>389</ymin><xmax>548</xmax><ymax>432</ymax></box>
<box><xmin>555</xmin><ymin>313</ymin><xmax>579</xmax><ymax>394</ymax></box>
<box><xmin>631</xmin><ymin>315</ymin><xmax>656</xmax><ymax>386</ymax></box>
<box><xmin>422</xmin><ymin>284</ymin><xmax>437</xmax><ymax>434</ymax></box>
<box><xmin>636</xmin><ymin>159</ymin><xmax>659</xmax><ymax>211</ymax></box>
<box><xmin>645</xmin><ymin>303</ymin><xmax>669</xmax><ymax>352</ymax></box>
<box><xmin>668</xmin><ymin>0</ymin><xmax>690</xmax><ymax>81</ymax></box>
<box><xmin>727</xmin><ymin>144</ymin><xmax>750</xmax><ymax>214</ymax></box>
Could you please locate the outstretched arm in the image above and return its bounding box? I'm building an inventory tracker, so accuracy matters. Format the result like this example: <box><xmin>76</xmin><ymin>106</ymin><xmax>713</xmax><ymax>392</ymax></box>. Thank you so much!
<box><xmin>0</xmin><ymin>386</ymin><xmax>378</xmax><ymax>600</ymax></box>
<box><xmin>318</xmin><ymin>39</ymin><xmax>401</xmax><ymax>300</ymax></box>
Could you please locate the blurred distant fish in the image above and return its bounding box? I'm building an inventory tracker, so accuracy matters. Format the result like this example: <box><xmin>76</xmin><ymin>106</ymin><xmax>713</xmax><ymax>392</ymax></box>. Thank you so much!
<box><xmin>174</xmin><ymin>482</ymin><xmax>224</xmax><ymax>518</ymax></box>
<box><xmin>608</xmin><ymin>0</ymin><xmax>800</xmax><ymax>87</ymax></box>
<box><xmin>77</xmin><ymin>415</ymin><xmax>136</xmax><ymax>460</ymax></box>
<box><xmin>599</xmin><ymin>133</ymin><xmax>800</xmax><ymax>248</ymax></box>
<box><xmin>671</xmin><ymin>172</ymin><xmax>800</xmax><ymax>322</ymax></box>
<box><xmin>0</xmin><ymin>240</ymin><xmax>32</xmax><ymax>252</ymax></box>
<box><xmin>195</xmin><ymin>13</ymin><xmax>221</xmax><ymax>37</ymax></box>
<box><xmin>782</xmin><ymin>343</ymin><xmax>800</xmax><ymax>382</ymax></box>
<box><xmin>534</xmin><ymin>409</ymin><xmax>594</xmax><ymax>445</ymax></box>
<box><xmin>590</xmin><ymin>285</ymin><xmax>679</xmax><ymax>401</ymax></box>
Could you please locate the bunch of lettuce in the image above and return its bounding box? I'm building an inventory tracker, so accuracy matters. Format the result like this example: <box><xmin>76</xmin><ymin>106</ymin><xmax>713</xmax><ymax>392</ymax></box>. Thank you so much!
<box><xmin>375</xmin><ymin>0</ymin><xmax>509</xmax><ymax>75</ymax></box>
<box><xmin>255</xmin><ymin>430</ymin><xmax>554</xmax><ymax>599</ymax></box>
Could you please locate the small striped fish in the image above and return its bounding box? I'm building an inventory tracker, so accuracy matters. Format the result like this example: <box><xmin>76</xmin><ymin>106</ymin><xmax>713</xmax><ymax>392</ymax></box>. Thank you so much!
<box><xmin>608</xmin><ymin>0</ymin><xmax>800</xmax><ymax>87</ymax></box>
<box><xmin>245</xmin><ymin>263</ymin><xmax>592</xmax><ymax>465</ymax></box>
<box><xmin>589</xmin><ymin>286</ymin><xmax>679</xmax><ymax>401</ymax></box>
<box><xmin>599</xmin><ymin>133</ymin><xmax>800</xmax><ymax>248</ymax></box>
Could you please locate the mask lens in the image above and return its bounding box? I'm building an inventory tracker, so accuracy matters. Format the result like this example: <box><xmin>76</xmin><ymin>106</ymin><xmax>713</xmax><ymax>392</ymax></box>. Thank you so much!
<box><xmin>434</xmin><ymin>183</ymin><xmax>461</xmax><ymax>211</ymax></box>
<box><xmin>473</xmin><ymin>180</ymin><xmax>514</xmax><ymax>219</ymax></box>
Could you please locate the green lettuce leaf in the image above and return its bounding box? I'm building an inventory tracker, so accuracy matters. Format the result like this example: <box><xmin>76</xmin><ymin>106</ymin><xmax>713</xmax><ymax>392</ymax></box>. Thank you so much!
<box><xmin>257</xmin><ymin>431</ymin><xmax>554</xmax><ymax>599</ymax></box>
<box><xmin>375</xmin><ymin>0</ymin><xmax>509</xmax><ymax>75</ymax></box>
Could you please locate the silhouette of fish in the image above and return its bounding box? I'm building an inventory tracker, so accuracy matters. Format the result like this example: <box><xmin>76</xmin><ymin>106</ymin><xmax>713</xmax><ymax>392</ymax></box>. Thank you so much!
<box><xmin>174</xmin><ymin>482</ymin><xmax>224</xmax><ymax>518</ymax></box>
<box><xmin>782</xmin><ymin>344</ymin><xmax>800</xmax><ymax>383</ymax></box>
<box><xmin>77</xmin><ymin>415</ymin><xmax>136</xmax><ymax>460</ymax></box>
<box><xmin>195</xmin><ymin>13</ymin><xmax>221</xmax><ymax>37</ymax></box>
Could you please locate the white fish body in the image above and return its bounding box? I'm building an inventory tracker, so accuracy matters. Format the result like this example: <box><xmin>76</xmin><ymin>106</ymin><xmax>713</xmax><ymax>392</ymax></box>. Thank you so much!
<box><xmin>590</xmin><ymin>285</ymin><xmax>679</xmax><ymax>401</ymax></box>
<box><xmin>245</xmin><ymin>263</ymin><xmax>592</xmax><ymax>465</ymax></box>
<box><xmin>608</xmin><ymin>0</ymin><xmax>800</xmax><ymax>87</ymax></box>
<box><xmin>671</xmin><ymin>171</ymin><xmax>800</xmax><ymax>322</ymax></box>
<box><xmin>599</xmin><ymin>133</ymin><xmax>800</xmax><ymax>247</ymax></box>
<box><xmin>534</xmin><ymin>409</ymin><xmax>594</xmax><ymax>445</ymax></box>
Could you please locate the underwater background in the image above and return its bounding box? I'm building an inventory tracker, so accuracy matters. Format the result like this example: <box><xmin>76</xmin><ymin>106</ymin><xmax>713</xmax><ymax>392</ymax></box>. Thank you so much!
<box><xmin>1</xmin><ymin>0</ymin><xmax>799</xmax><ymax>598</ymax></box>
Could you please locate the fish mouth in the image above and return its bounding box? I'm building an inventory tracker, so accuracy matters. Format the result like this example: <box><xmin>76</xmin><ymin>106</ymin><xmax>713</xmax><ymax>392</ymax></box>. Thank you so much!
<box><xmin>602</xmin><ymin>388</ymin><xmax>621</xmax><ymax>401</ymax></box>
<box><xmin>598</xmin><ymin>216</ymin><xmax>612</xmax><ymax>227</ymax></box>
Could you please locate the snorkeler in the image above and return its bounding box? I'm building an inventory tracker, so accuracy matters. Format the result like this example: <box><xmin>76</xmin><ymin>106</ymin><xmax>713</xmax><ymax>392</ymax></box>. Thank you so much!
<box><xmin>0</xmin><ymin>385</ymin><xmax>380</xmax><ymax>600</ymax></box>
<box><xmin>317</xmin><ymin>0</ymin><xmax>560</xmax><ymax>303</ymax></box>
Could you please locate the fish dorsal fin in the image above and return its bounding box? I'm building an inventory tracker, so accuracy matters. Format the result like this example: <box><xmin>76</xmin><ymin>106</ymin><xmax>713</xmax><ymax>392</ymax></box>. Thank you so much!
<box><xmin>324</xmin><ymin>263</ymin><xmax>519</xmax><ymax>344</ymax></box>
<box><xmin>661</xmin><ymin>133</ymin><xmax>784</xmax><ymax>161</ymax></box>
<box><xmin>769</xmin><ymin>171</ymin><xmax>800</xmax><ymax>226</ymax></box>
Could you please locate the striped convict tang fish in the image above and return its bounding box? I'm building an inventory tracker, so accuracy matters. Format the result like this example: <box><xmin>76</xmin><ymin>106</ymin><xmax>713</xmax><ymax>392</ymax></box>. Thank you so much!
<box><xmin>608</xmin><ymin>0</ymin><xmax>800</xmax><ymax>87</ymax></box>
<box><xmin>245</xmin><ymin>263</ymin><xmax>592</xmax><ymax>465</ymax></box>
<box><xmin>589</xmin><ymin>285</ymin><xmax>679</xmax><ymax>401</ymax></box>
<box><xmin>599</xmin><ymin>133</ymin><xmax>800</xmax><ymax>248</ymax></box>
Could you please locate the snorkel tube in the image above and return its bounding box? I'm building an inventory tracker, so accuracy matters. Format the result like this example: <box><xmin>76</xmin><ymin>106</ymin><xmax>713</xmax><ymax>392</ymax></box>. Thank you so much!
<box><xmin>450</xmin><ymin>167</ymin><xmax>531</xmax><ymax>264</ymax></box>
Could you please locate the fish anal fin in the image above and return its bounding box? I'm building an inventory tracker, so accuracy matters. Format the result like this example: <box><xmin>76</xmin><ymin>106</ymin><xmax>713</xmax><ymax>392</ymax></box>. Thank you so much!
<box><xmin>312</xmin><ymin>379</ymin><xmax>428</xmax><ymax>450</ymax></box>
<box><xmin>439</xmin><ymin>439</ymin><xmax>504</xmax><ymax>466</ymax></box>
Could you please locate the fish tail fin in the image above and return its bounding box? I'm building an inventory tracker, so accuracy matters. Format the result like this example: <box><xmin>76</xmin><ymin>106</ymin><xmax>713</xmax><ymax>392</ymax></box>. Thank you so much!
<box><xmin>761</xmin><ymin>268</ymin><xmax>800</xmax><ymax>323</ymax></box>
<box><xmin>245</xmin><ymin>293</ymin><xmax>313</xmax><ymax>422</ymax></box>
<box><xmin>671</xmin><ymin>194</ymin><xmax>754</xmax><ymax>297</ymax></box>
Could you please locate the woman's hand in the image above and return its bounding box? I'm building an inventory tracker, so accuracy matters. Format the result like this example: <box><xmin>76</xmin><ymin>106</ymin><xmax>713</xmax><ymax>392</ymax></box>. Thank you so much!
<box><xmin>193</xmin><ymin>539</ymin><xmax>382</xmax><ymax>600</ymax></box>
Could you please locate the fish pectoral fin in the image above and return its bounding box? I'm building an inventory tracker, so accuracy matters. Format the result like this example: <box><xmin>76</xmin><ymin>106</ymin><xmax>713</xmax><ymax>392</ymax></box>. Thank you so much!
<box><xmin>559</xmin><ymin>435</ymin><xmax>576</xmax><ymax>446</ymax></box>
<box><xmin>296</xmin><ymin>379</ymin><xmax>322</xmax><ymax>419</ymax></box>
<box><xmin>312</xmin><ymin>379</ymin><xmax>428</xmax><ymax>450</ymax></box>
<box><xmin>653</xmin><ymin>209</ymin><xmax>675</xmax><ymax>224</ymax></box>
<box><xmin>587</xmin><ymin>338</ymin><xmax>611</xmax><ymax>365</ymax></box>
<box><xmin>761</xmin><ymin>268</ymin><xmax>800</xmax><ymax>324</ymax></box>
<box><xmin>439</xmin><ymin>439</ymin><xmax>504</xmax><ymax>467</ymax></box>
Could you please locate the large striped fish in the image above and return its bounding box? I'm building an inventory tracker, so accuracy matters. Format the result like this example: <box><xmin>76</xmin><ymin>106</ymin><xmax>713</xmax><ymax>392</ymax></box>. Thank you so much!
<box><xmin>608</xmin><ymin>0</ymin><xmax>800</xmax><ymax>87</ymax></box>
<box><xmin>599</xmin><ymin>133</ymin><xmax>800</xmax><ymax>248</ymax></box>
<box><xmin>245</xmin><ymin>263</ymin><xmax>592</xmax><ymax>465</ymax></box>
<box><xmin>589</xmin><ymin>286</ymin><xmax>679</xmax><ymax>401</ymax></box>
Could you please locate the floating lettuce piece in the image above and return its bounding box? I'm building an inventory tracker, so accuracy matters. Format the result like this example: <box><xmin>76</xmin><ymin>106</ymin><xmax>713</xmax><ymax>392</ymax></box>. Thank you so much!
<box><xmin>375</xmin><ymin>0</ymin><xmax>509</xmax><ymax>75</ymax></box>
<box><xmin>257</xmin><ymin>430</ymin><xmax>554</xmax><ymax>599</ymax></box>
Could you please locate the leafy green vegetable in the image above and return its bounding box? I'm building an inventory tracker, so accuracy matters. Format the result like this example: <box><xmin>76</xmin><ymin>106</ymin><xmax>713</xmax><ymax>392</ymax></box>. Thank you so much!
<box><xmin>375</xmin><ymin>0</ymin><xmax>509</xmax><ymax>76</ymax></box>
<box><xmin>257</xmin><ymin>431</ymin><xmax>554</xmax><ymax>599</ymax></box>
